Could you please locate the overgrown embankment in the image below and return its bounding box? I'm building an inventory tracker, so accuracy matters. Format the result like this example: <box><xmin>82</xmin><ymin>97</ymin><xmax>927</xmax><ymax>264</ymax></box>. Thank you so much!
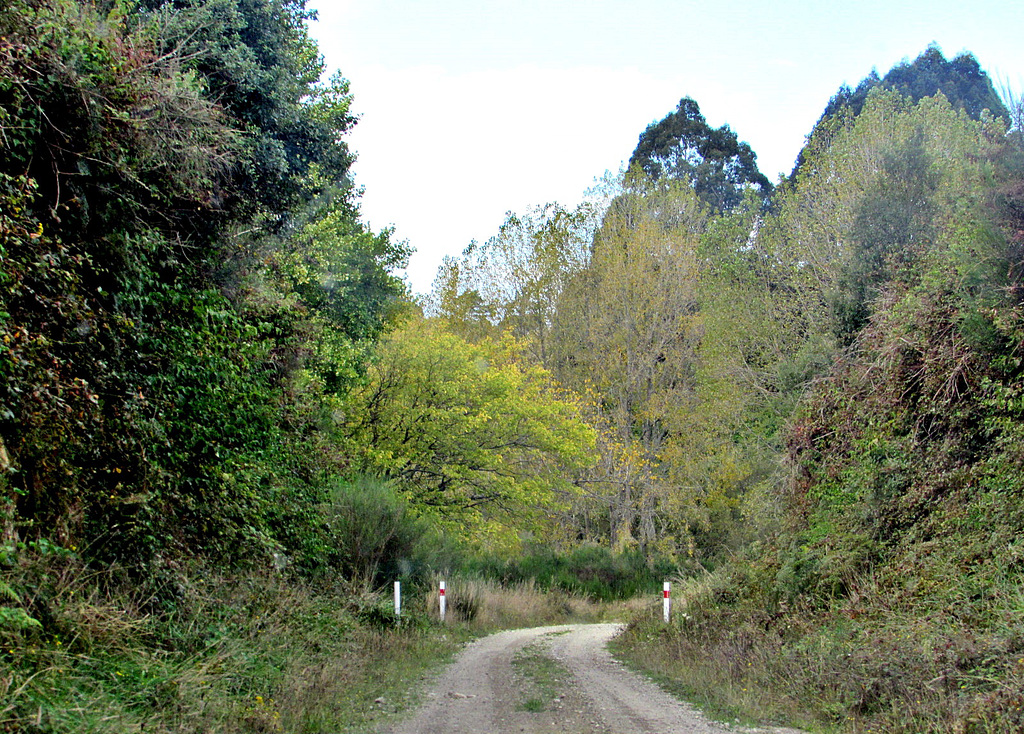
<box><xmin>614</xmin><ymin>82</ymin><xmax>1024</xmax><ymax>733</ymax></box>
<box><xmin>0</xmin><ymin>553</ymin><xmax>462</xmax><ymax>732</ymax></box>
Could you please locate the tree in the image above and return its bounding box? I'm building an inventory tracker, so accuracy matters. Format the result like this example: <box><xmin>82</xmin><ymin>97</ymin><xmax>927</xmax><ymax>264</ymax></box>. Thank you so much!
<box><xmin>629</xmin><ymin>97</ymin><xmax>772</xmax><ymax>212</ymax></box>
<box><xmin>771</xmin><ymin>91</ymin><xmax>1005</xmax><ymax>350</ymax></box>
<box><xmin>428</xmin><ymin>256</ymin><xmax>500</xmax><ymax>343</ymax></box>
<box><xmin>792</xmin><ymin>45</ymin><xmax>1008</xmax><ymax>178</ymax></box>
<box><xmin>550</xmin><ymin>177</ymin><xmax>706</xmax><ymax>552</ymax></box>
<box><xmin>0</xmin><ymin>0</ymin><xmax>409</xmax><ymax>566</ymax></box>
<box><xmin>831</xmin><ymin>128</ymin><xmax>939</xmax><ymax>342</ymax></box>
<box><xmin>340</xmin><ymin>319</ymin><xmax>597</xmax><ymax>546</ymax></box>
<box><xmin>137</xmin><ymin>0</ymin><xmax>358</xmax><ymax>224</ymax></box>
<box><xmin>427</xmin><ymin>202</ymin><xmax>597</xmax><ymax>364</ymax></box>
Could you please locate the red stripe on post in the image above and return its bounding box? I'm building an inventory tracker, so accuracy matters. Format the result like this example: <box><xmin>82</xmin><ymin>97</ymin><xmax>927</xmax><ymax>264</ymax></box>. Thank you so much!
<box><xmin>440</xmin><ymin>588</ymin><xmax>445</xmax><ymax>596</ymax></box>
<box><xmin>663</xmin><ymin>590</ymin><xmax>670</xmax><ymax>598</ymax></box>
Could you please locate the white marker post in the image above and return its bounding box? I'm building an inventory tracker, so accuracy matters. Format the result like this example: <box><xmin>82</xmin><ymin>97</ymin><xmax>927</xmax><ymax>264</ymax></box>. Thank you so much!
<box><xmin>439</xmin><ymin>580</ymin><xmax>447</xmax><ymax>622</ymax></box>
<box><xmin>663</xmin><ymin>581</ymin><xmax>671</xmax><ymax>623</ymax></box>
<box><xmin>394</xmin><ymin>581</ymin><xmax>401</xmax><ymax>620</ymax></box>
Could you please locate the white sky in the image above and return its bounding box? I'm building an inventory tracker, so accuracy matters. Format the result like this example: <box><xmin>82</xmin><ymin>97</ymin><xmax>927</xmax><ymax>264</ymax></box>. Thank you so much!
<box><xmin>307</xmin><ymin>0</ymin><xmax>1020</xmax><ymax>295</ymax></box>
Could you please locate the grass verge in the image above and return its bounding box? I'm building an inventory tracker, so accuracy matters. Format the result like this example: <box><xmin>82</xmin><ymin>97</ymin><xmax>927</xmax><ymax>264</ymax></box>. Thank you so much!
<box><xmin>0</xmin><ymin>554</ymin><xmax>471</xmax><ymax>734</ymax></box>
<box><xmin>1</xmin><ymin>557</ymin><xmax>643</xmax><ymax>732</ymax></box>
<box><xmin>609</xmin><ymin>564</ymin><xmax>1024</xmax><ymax>734</ymax></box>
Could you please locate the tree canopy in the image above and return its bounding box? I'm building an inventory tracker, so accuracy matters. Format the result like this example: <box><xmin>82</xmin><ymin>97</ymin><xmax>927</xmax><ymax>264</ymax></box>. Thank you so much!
<box><xmin>791</xmin><ymin>45</ymin><xmax>1008</xmax><ymax>178</ymax></box>
<box><xmin>340</xmin><ymin>319</ymin><xmax>597</xmax><ymax>546</ymax></box>
<box><xmin>628</xmin><ymin>96</ymin><xmax>773</xmax><ymax>212</ymax></box>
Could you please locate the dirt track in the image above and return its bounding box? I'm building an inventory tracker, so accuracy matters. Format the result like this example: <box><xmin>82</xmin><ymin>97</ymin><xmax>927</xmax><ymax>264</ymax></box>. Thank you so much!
<box><xmin>379</xmin><ymin>623</ymin><xmax>801</xmax><ymax>734</ymax></box>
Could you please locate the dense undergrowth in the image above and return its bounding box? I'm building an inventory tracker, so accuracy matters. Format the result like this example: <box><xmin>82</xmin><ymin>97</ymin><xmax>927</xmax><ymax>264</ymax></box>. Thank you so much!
<box><xmin>0</xmin><ymin>553</ymin><xmax>454</xmax><ymax>732</ymax></box>
<box><xmin>462</xmin><ymin>546</ymin><xmax>675</xmax><ymax>602</ymax></box>
<box><xmin>617</xmin><ymin>553</ymin><xmax>1024</xmax><ymax>733</ymax></box>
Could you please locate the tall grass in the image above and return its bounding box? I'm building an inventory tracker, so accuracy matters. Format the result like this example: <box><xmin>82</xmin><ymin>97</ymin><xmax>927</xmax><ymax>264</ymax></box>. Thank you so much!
<box><xmin>0</xmin><ymin>553</ymin><xmax>466</xmax><ymax>733</ymax></box>
<box><xmin>419</xmin><ymin>574</ymin><xmax>647</xmax><ymax>630</ymax></box>
<box><xmin>0</xmin><ymin>546</ymin><xmax>656</xmax><ymax>733</ymax></box>
<box><xmin>612</xmin><ymin>565</ymin><xmax>1024</xmax><ymax>733</ymax></box>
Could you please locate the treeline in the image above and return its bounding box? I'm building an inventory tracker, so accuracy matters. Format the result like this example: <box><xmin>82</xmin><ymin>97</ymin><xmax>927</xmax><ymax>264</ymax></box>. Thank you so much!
<box><xmin>423</xmin><ymin>46</ymin><xmax>1021</xmax><ymax>564</ymax></box>
<box><xmin>456</xmin><ymin>50</ymin><xmax>1023</xmax><ymax>732</ymax></box>
<box><xmin>416</xmin><ymin>47</ymin><xmax>1024</xmax><ymax>729</ymax></box>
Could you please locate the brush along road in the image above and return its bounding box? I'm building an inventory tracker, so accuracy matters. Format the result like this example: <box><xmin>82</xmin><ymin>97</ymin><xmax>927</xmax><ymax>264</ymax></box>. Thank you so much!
<box><xmin>380</xmin><ymin>623</ymin><xmax>801</xmax><ymax>734</ymax></box>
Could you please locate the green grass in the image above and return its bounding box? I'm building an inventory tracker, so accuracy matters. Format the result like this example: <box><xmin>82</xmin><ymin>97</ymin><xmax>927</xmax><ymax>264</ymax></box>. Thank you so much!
<box><xmin>1</xmin><ymin>555</ymin><xmax>647</xmax><ymax>733</ymax></box>
<box><xmin>609</xmin><ymin>558</ymin><xmax>1024</xmax><ymax>734</ymax></box>
<box><xmin>608</xmin><ymin>619</ymin><xmax>818</xmax><ymax>732</ymax></box>
<box><xmin>511</xmin><ymin>638</ymin><xmax>572</xmax><ymax>714</ymax></box>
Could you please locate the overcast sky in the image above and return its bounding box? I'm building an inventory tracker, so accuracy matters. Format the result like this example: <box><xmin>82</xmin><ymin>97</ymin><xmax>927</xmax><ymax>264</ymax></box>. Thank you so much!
<box><xmin>306</xmin><ymin>0</ymin><xmax>1020</xmax><ymax>294</ymax></box>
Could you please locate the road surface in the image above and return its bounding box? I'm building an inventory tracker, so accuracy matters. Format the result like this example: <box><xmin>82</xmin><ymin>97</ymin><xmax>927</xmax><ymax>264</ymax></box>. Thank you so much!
<box><xmin>379</xmin><ymin>623</ymin><xmax>801</xmax><ymax>734</ymax></box>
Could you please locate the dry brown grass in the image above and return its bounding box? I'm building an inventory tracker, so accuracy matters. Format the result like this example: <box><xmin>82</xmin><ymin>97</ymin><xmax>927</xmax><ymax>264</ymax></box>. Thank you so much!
<box><xmin>420</xmin><ymin>575</ymin><xmax>650</xmax><ymax>630</ymax></box>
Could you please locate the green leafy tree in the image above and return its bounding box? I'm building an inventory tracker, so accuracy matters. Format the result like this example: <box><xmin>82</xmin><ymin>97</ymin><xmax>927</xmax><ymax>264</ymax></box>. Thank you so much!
<box><xmin>428</xmin><ymin>202</ymin><xmax>596</xmax><ymax>362</ymax></box>
<box><xmin>0</xmin><ymin>0</ymin><xmax>409</xmax><ymax>566</ymax></box>
<box><xmin>550</xmin><ymin>176</ymin><xmax>707</xmax><ymax>553</ymax></box>
<box><xmin>792</xmin><ymin>45</ymin><xmax>1008</xmax><ymax>178</ymax></box>
<box><xmin>629</xmin><ymin>97</ymin><xmax>772</xmax><ymax>212</ymax></box>
<box><xmin>136</xmin><ymin>0</ymin><xmax>357</xmax><ymax>223</ymax></box>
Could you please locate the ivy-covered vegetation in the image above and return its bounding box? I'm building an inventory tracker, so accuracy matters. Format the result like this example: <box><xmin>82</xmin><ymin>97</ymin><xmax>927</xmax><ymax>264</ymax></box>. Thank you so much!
<box><xmin>0</xmin><ymin>0</ymin><xmax>413</xmax><ymax>570</ymax></box>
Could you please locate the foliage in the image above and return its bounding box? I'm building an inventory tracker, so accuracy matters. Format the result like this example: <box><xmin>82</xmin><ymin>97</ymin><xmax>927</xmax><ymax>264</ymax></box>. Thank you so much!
<box><xmin>136</xmin><ymin>0</ymin><xmax>357</xmax><ymax>222</ymax></box>
<box><xmin>4</xmin><ymin>7</ymin><xmax>1024</xmax><ymax>728</ymax></box>
<box><xmin>792</xmin><ymin>44</ymin><xmax>1008</xmax><ymax>178</ymax></box>
<box><xmin>613</xmin><ymin>59</ymin><xmax>1024</xmax><ymax>732</ymax></box>
<box><xmin>0</xmin><ymin>0</ymin><xmax>409</xmax><ymax>569</ymax></box>
<box><xmin>340</xmin><ymin>318</ymin><xmax>597</xmax><ymax>547</ymax></box>
<box><xmin>629</xmin><ymin>96</ymin><xmax>773</xmax><ymax>212</ymax></box>
<box><xmin>312</xmin><ymin>475</ymin><xmax>452</xmax><ymax>587</ymax></box>
<box><xmin>428</xmin><ymin>201</ymin><xmax>597</xmax><ymax>363</ymax></box>
<box><xmin>550</xmin><ymin>176</ymin><xmax>711</xmax><ymax>554</ymax></box>
<box><xmin>463</xmin><ymin>545</ymin><xmax>675</xmax><ymax>602</ymax></box>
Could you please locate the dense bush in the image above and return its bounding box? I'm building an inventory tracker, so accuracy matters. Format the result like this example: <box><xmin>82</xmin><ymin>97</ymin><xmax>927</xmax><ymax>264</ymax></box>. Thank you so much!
<box><xmin>0</xmin><ymin>0</ymin><xmax>407</xmax><ymax>570</ymax></box>
<box><xmin>615</xmin><ymin>76</ymin><xmax>1024</xmax><ymax>732</ymax></box>
<box><xmin>287</xmin><ymin>475</ymin><xmax>458</xmax><ymax>587</ymax></box>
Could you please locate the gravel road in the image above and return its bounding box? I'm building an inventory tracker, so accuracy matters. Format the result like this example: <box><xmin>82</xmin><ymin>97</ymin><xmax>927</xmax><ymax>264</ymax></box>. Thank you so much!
<box><xmin>379</xmin><ymin>623</ymin><xmax>801</xmax><ymax>734</ymax></box>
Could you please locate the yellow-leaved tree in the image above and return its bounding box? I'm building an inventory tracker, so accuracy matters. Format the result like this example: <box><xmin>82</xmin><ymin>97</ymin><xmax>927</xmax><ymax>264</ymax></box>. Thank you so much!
<box><xmin>550</xmin><ymin>175</ymin><xmax>708</xmax><ymax>554</ymax></box>
<box><xmin>340</xmin><ymin>318</ymin><xmax>597</xmax><ymax>548</ymax></box>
